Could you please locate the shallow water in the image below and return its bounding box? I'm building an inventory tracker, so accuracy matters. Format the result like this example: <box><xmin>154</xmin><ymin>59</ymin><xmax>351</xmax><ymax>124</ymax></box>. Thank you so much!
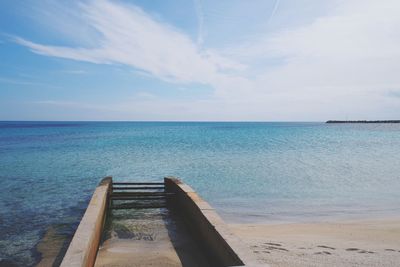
<box><xmin>1</xmin><ymin>121</ymin><xmax>400</xmax><ymax>266</ymax></box>
<box><xmin>96</xmin><ymin>207</ymin><xmax>212</xmax><ymax>267</ymax></box>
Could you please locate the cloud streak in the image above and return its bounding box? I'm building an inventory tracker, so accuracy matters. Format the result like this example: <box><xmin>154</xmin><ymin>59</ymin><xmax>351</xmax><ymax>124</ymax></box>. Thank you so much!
<box><xmin>267</xmin><ymin>0</ymin><xmax>280</xmax><ymax>26</ymax></box>
<box><xmin>194</xmin><ymin>0</ymin><xmax>205</xmax><ymax>46</ymax></box>
<box><xmin>15</xmin><ymin>0</ymin><xmax>244</xmax><ymax>88</ymax></box>
<box><xmin>0</xmin><ymin>76</ymin><xmax>60</xmax><ymax>88</ymax></box>
<box><xmin>13</xmin><ymin>0</ymin><xmax>400</xmax><ymax>120</ymax></box>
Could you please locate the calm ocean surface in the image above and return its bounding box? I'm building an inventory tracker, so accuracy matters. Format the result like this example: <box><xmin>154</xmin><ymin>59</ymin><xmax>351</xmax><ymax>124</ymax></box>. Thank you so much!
<box><xmin>1</xmin><ymin>121</ymin><xmax>400</xmax><ymax>266</ymax></box>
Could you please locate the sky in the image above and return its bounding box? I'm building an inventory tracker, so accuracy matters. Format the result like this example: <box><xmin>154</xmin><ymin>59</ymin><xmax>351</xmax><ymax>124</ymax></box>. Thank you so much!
<box><xmin>0</xmin><ymin>0</ymin><xmax>399</xmax><ymax>121</ymax></box>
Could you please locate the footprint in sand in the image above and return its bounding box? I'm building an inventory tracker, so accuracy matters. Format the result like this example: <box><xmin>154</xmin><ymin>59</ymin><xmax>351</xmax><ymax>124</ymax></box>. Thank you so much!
<box><xmin>358</xmin><ymin>250</ymin><xmax>375</xmax><ymax>254</ymax></box>
<box><xmin>317</xmin><ymin>245</ymin><xmax>336</xmax><ymax>250</ymax></box>
<box><xmin>265</xmin><ymin>246</ymin><xmax>289</xmax><ymax>251</ymax></box>
<box><xmin>263</xmin><ymin>243</ymin><xmax>289</xmax><ymax>252</ymax></box>
<box><xmin>346</xmin><ymin>248</ymin><xmax>360</xmax><ymax>251</ymax></box>
<box><xmin>264</xmin><ymin>242</ymin><xmax>282</xmax><ymax>246</ymax></box>
<box><xmin>346</xmin><ymin>248</ymin><xmax>374</xmax><ymax>254</ymax></box>
<box><xmin>253</xmin><ymin>250</ymin><xmax>270</xmax><ymax>254</ymax></box>
<box><xmin>314</xmin><ymin>251</ymin><xmax>331</xmax><ymax>255</ymax></box>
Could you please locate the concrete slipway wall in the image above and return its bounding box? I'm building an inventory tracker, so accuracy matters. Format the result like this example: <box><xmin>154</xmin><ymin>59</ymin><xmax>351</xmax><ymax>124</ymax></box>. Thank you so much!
<box><xmin>60</xmin><ymin>177</ymin><xmax>111</xmax><ymax>267</ymax></box>
<box><xmin>60</xmin><ymin>176</ymin><xmax>265</xmax><ymax>267</ymax></box>
<box><xmin>164</xmin><ymin>177</ymin><xmax>264</xmax><ymax>267</ymax></box>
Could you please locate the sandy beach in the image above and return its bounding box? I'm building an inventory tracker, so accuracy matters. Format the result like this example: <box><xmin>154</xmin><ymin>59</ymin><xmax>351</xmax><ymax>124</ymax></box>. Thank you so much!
<box><xmin>230</xmin><ymin>217</ymin><xmax>400</xmax><ymax>267</ymax></box>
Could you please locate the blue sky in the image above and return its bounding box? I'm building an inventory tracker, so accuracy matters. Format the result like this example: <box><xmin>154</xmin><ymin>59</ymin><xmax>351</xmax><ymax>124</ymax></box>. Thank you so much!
<box><xmin>0</xmin><ymin>0</ymin><xmax>399</xmax><ymax>121</ymax></box>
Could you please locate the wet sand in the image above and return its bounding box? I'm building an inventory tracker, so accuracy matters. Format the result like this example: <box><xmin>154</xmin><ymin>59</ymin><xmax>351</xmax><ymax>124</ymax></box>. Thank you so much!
<box><xmin>231</xmin><ymin>217</ymin><xmax>400</xmax><ymax>267</ymax></box>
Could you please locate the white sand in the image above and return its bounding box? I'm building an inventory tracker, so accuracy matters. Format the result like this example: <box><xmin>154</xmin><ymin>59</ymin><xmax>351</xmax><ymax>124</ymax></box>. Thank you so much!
<box><xmin>230</xmin><ymin>218</ymin><xmax>400</xmax><ymax>267</ymax></box>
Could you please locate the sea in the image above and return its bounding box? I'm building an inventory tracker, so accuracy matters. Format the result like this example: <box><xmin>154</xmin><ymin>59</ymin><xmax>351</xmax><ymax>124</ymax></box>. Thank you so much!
<box><xmin>1</xmin><ymin>121</ymin><xmax>400</xmax><ymax>266</ymax></box>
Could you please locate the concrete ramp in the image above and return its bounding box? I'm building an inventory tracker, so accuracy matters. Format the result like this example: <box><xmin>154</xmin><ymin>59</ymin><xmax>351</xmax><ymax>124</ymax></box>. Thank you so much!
<box><xmin>60</xmin><ymin>177</ymin><xmax>263</xmax><ymax>267</ymax></box>
<box><xmin>95</xmin><ymin>207</ymin><xmax>211</xmax><ymax>267</ymax></box>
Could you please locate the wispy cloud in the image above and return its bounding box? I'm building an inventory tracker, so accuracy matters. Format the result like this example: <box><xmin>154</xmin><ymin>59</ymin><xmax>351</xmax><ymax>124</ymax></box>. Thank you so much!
<box><xmin>32</xmin><ymin>100</ymin><xmax>104</xmax><ymax>110</ymax></box>
<box><xmin>58</xmin><ymin>70</ymin><xmax>88</xmax><ymax>75</ymax></box>
<box><xmin>386</xmin><ymin>90</ymin><xmax>400</xmax><ymax>98</ymax></box>
<box><xmin>227</xmin><ymin>0</ymin><xmax>400</xmax><ymax>95</ymax></box>
<box><xmin>194</xmin><ymin>0</ymin><xmax>205</xmax><ymax>46</ymax></box>
<box><xmin>0</xmin><ymin>76</ymin><xmax>59</xmax><ymax>88</ymax></box>
<box><xmin>13</xmin><ymin>0</ymin><xmax>400</xmax><ymax>120</ymax></box>
<box><xmin>15</xmin><ymin>0</ymin><xmax>244</xmax><ymax>88</ymax></box>
<box><xmin>267</xmin><ymin>0</ymin><xmax>280</xmax><ymax>26</ymax></box>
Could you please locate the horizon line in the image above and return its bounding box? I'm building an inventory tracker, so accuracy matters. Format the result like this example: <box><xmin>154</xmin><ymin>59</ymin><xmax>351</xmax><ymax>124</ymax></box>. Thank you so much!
<box><xmin>0</xmin><ymin>120</ymin><xmax>326</xmax><ymax>123</ymax></box>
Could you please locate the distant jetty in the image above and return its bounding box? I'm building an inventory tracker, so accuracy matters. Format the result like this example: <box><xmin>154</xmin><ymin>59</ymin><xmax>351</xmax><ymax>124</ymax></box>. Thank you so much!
<box><xmin>326</xmin><ymin>120</ymin><xmax>400</xmax><ymax>123</ymax></box>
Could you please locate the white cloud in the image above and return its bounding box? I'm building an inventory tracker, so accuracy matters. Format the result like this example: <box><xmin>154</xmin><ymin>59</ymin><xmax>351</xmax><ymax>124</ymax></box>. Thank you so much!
<box><xmin>231</xmin><ymin>0</ymin><xmax>400</xmax><ymax>91</ymax></box>
<box><xmin>222</xmin><ymin>0</ymin><xmax>400</xmax><ymax>114</ymax></box>
<box><xmin>15</xmin><ymin>0</ymin><xmax>245</xmax><ymax>87</ymax></box>
<box><xmin>16</xmin><ymin>0</ymin><xmax>400</xmax><ymax>120</ymax></box>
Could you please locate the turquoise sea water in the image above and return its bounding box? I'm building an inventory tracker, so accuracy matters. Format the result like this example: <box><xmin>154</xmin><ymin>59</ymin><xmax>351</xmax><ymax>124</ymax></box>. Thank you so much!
<box><xmin>1</xmin><ymin>121</ymin><xmax>400</xmax><ymax>266</ymax></box>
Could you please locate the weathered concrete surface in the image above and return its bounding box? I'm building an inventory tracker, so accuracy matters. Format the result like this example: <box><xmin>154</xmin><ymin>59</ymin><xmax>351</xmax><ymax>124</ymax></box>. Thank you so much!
<box><xmin>164</xmin><ymin>176</ymin><xmax>267</xmax><ymax>267</ymax></box>
<box><xmin>60</xmin><ymin>177</ymin><xmax>112</xmax><ymax>267</ymax></box>
<box><xmin>94</xmin><ymin>207</ymin><xmax>211</xmax><ymax>267</ymax></box>
<box><xmin>60</xmin><ymin>176</ymin><xmax>265</xmax><ymax>267</ymax></box>
<box><xmin>95</xmin><ymin>239</ymin><xmax>182</xmax><ymax>267</ymax></box>
<box><xmin>36</xmin><ymin>226</ymin><xmax>67</xmax><ymax>267</ymax></box>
